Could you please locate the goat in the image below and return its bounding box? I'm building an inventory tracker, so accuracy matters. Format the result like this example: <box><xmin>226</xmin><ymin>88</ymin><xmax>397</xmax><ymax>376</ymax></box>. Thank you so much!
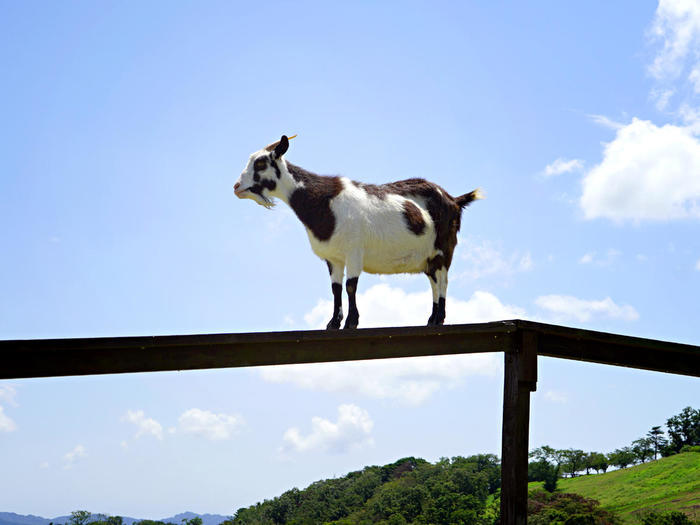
<box><xmin>234</xmin><ymin>135</ymin><xmax>482</xmax><ymax>329</ymax></box>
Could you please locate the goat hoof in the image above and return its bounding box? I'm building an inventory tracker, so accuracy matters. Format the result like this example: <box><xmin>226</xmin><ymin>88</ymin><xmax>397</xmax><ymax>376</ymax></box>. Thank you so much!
<box><xmin>326</xmin><ymin>317</ymin><xmax>342</xmax><ymax>330</ymax></box>
<box><xmin>343</xmin><ymin>315</ymin><xmax>359</xmax><ymax>329</ymax></box>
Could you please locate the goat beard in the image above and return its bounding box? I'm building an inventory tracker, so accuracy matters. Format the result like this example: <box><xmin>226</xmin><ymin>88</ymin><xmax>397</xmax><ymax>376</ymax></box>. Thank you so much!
<box><xmin>254</xmin><ymin>193</ymin><xmax>276</xmax><ymax>209</ymax></box>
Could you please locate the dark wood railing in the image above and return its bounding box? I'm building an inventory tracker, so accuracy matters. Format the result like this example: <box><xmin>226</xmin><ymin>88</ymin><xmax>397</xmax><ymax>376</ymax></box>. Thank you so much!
<box><xmin>2</xmin><ymin>319</ymin><xmax>698</xmax><ymax>524</ymax></box>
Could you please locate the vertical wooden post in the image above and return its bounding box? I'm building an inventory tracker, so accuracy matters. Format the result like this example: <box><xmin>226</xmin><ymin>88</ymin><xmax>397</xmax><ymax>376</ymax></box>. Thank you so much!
<box><xmin>501</xmin><ymin>330</ymin><xmax>538</xmax><ymax>525</ymax></box>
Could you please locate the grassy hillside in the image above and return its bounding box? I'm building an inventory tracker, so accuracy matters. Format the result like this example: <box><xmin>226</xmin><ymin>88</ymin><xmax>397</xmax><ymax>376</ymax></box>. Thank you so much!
<box><xmin>530</xmin><ymin>451</ymin><xmax>700</xmax><ymax>523</ymax></box>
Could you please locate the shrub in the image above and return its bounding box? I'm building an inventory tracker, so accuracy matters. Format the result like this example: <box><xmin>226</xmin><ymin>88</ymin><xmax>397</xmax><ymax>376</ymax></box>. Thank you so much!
<box><xmin>639</xmin><ymin>511</ymin><xmax>694</xmax><ymax>525</ymax></box>
<box><xmin>528</xmin><ymin>490</ymin><xmax>621</xmax><ymax>525</ymax></box>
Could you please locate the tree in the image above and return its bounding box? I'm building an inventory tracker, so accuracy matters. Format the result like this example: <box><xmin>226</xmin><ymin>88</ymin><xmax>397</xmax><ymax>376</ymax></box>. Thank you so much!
<box><xmin>530</xmin><ymin>445</ymin><xmax>558</xmax><ymax>464</ymax></box>
<box><xmin>632</xmin><ymin>437</ymin><xmax>654</xmax><ymax>463</ymax></box>
<box><xmin>647</xmin><ymin>426</ymin><xmax>667</xmax><ymax>460</ymax></box>
<box><xmin>665</xmin><ymin>407</ymin><xmax>700</xmax><ymax>454</ymax></box>
<box><xmin>608</xmin><ymin>447</ymin><xmax>635</xmax><ymax>469</ymax></box>
<box><xmin>560</xmin><ymin>449</ymin><xmax>586</xmax><ymax>477</ymax></box>
<box><xmin>69</xmin><ymin>512</ymin><xmax>91</xmax><ymax>525</ymax></box>
<box><xmin>586</xmin><ymin>452</ymin><xmax>608</xmax><ymax>474</ymax></box>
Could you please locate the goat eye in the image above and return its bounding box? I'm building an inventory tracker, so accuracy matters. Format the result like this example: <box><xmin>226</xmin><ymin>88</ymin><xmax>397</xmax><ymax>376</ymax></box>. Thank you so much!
<box><xmin>254</xmin><ymin>159</ymin><xmax>266</xmax><ymax>171</ymax></box>
<box><xmin>253</xmin><ymin>173</ymin><xmax>260</xmax><ymax>182</ymax></box>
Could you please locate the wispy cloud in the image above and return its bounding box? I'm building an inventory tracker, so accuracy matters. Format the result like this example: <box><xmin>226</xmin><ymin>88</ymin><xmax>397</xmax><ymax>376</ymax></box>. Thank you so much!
<box><xmin>535</xmin><ymin>294</ymin><xmax>639</xmax><ymax>323</ymax></box>
<box><xmin>0</xmin><ymin>385</ymin><xmax>18</xmax><ymax>407</ymax></box>
<box><xmin>695</xmin><ymin>257</ymin><xmax>700</xmax><ymax>271</ymax></box>
<box><xmin>578</xmin><ymin>249</ymin><xmax>622</xmax><ymax>267</ymax></box>
<box><xmin>0</xmin><ymin>406</ymin><xmax>17</xmax><ymax>433</ymax></box>
<box><xmin>122</xmin><ymin>410</ymin><xmax>164</xmax><ymax>440</ymax></box>
<box><xmin>543</xmin><ymin>390</ymin><xmax>568</xmax><ymax>404</ymax></box>
<box><xmin>542</xmin><ymin>158</ymin><xmax>584</xmax><ymax>177</ymax></box>
<box><xmin>648</xmin><ymin>0</ymin><xmax>700</xmax><ymax>112</ymax></box>
<box><xmin>649</xmin><ymin>0</ymin><xmax>700</xmax><ymax>85</ymax></box>
<box><xmin>178</xmin><ymin>408</ymin><xmax>244</xmax><ymax>440</ymax></box>
<box><xmin>63</xmin><ymin>445</ymin><xmax>87</xmax><ymax>470</ymax></box>
<box><xmin>281</xmin><ymin>404</ymin><xmax>374</xmax><ymax>454</ymax></box>
<box><xmin>588</xmin><ymin>114</ymin><xmax>625</xmax><ymax>130</ymax></box>
<box><xmin>458</xmin><ymin>238</ymin><xmax>533</xmax><ymax>281</ymax></box>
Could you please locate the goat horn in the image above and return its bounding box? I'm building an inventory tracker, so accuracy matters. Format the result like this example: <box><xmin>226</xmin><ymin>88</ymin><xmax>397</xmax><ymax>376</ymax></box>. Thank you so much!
<box><xmin>264</xmin><ymin>134</ymin><xmax>297</xmax><ymax>152</ymax></box>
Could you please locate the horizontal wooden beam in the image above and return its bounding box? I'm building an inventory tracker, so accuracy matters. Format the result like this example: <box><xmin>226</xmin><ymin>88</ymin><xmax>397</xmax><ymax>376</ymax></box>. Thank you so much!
<box><xmin>1</xmin><ymin>320</ymin><xmax>698</xmax><ymax>380</ymax></box>
<box><xmin>515</xmin><ymin>320</ymin><xmax>700</xmax><ymax>377</ymax></box>
<box><xmin>0</xmin><ymin>322</ymin><xmax>517</xmax><ymax>380</ymax></box>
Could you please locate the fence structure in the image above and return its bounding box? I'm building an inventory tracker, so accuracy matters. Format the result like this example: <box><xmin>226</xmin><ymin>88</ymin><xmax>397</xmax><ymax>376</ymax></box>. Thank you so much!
<box><xmin>2</xmin><ymin>319</ymin><xmax>699</xmax><ymax>524</ymax></box>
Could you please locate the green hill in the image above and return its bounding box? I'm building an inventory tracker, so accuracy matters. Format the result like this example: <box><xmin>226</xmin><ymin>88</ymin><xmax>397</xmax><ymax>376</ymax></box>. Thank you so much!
<box><xmin>230</xmin><ymin>455</ymin><xmax>502</xmax><ymax>524</ymax></box>
<box><xmin>530</xmin><ymin>451</ymin><xmax>700</xmax><ymax>523</ymax></box>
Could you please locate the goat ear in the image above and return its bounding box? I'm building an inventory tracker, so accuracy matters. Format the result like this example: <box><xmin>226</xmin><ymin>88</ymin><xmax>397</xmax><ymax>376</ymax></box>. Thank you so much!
<box><xmin>274</xmin><ymin>135</ymin><xmax>289</xmax><ymax>158</ymax></box>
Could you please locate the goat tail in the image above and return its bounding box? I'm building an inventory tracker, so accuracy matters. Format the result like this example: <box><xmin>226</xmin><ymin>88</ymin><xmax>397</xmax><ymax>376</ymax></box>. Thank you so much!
<box><xmin>456</xmin><ymin>188</ymin><xmax>484</xmax><ymax>209</ymax></box>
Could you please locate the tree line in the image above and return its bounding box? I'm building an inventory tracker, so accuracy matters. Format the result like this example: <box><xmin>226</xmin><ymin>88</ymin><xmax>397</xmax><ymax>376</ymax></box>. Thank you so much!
<box><xmin>51</xmin><ymin>511</ymin><xmax>205</xmax><ymax>525</ymax></box>
<box><xmin>528</xmin><ymin>406</ymin><xmax>699</xmax><ymax>490</ymax></box>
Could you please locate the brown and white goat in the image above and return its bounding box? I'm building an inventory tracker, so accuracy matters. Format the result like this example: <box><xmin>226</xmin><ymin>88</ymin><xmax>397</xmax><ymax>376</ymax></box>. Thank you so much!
<box><xmin>234</xmin><ymin>135</ymin><xmax>482</xmax><ymax>329</ymax></box>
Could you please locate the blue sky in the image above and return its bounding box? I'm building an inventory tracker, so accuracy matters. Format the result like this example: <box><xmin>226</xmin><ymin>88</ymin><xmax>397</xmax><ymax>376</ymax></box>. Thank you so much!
<box><xmin>1</xmin><ymin>0</ymin><xmax>699</xmax><ymax>518</ymax></box>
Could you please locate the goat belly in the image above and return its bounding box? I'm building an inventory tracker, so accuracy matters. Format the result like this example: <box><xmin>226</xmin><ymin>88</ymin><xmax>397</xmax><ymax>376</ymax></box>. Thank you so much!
<box><xmin>362</xmin><ymin>235</ymin><xmax>437</xmax><ymax>274</ymax></box>
<box><xmin>305</xmin><ymin>221</ymin><xmax>438</xmax><ymax>275</ymax></box>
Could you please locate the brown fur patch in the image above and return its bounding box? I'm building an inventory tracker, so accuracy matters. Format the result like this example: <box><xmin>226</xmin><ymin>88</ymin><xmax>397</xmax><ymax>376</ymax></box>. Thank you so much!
<box><xmin>351</xmin><ymin>180</ymin><xmax>387</xmax><ymax>199</ymax></box>
<box><xmin>402</xmin><ymin>200</ymin><xmax>426</xmax><ymax>235</ymax></box>
<box><xmin>287</xmin><ymin>163</ymin><xmax>343</xmax><ymax>242</ymax></box>
<box><xmin>426</xmin><ymin>254</ymin><xmax>445</xmax><ymax>283</ymax></box>
<box><xmin>352</xmin><ymin>177</ymin><xmax>474</xmax><ymax>271</ymax></box>
<box><xmin>385</xmin><ymin>179</ymin><xmax>463</xmax><ymax>270</ymax></box>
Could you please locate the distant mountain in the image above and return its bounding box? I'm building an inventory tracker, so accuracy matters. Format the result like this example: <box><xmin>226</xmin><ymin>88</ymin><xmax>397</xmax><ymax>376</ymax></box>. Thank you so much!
<box><xmin>163</xmin><ymin>513</ymin><xmax>229</xmax><ymax>525</ymax></box>
<box><xmin>0</xmin><ymin>512</ymin><xmax>228</xmax><ymax>525</ymax></box>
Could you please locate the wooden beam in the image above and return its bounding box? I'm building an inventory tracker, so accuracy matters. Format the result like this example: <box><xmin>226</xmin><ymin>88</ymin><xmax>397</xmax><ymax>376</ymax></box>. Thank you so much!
<box><xmin>0</xmin><ymin>322</ymin><xmax>516</xmax><ymax>380</ymax></box>
<box><xmin>516</xmin><ymin>320</ymin><xmax>700</xmax><ymax>377</ymax></box>
<box><xmin>501</xmin><ymin>330</ymin><xmax>538</xmax><ymax>525</ymax></box>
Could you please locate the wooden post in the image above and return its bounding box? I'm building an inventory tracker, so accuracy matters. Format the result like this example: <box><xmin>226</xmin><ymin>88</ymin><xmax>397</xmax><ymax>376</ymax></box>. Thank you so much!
<box><xmin>501</xmin><ymin>330</ymin><xmax>538</xmax><ymax>525</ymax></box>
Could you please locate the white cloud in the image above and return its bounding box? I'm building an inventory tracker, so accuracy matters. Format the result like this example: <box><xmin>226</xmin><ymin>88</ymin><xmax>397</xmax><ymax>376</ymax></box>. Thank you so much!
<box><xmin>588</xmin><ymin>114</ymin><xmax>625</xmax><ymax>130</ymax></box>
<box><xmin>679</xmin><ymin>103</ymin><xmax>700</xmax><ymax>133</ymax></box>
<box><xmin>652</xmin><ymin>88</ymin><xmax>676</xmax><ymax>110</ymax></box>
<box><xmin>579</xmin><ymin>253</ymin><xmax>594</xmax><ymax>265</ymax></box>
<box><xmin>648</xmin><ymin>0</ymin><xmax>700</xmax><ymax>111</ymax></box>
<box><xmin>543</xmin><ymin>390</ymin><xmax>568</xmax><ymax>404</ymax></box>
<box><xmin>578</xmin><ymin>249</ymin><xmax>621</xmax><ymax>266</ymax></box>
<box><xmin>542</xmin><ymin>158</ymin><xmax>584</xmax><ymax>177</ymax></box>
<box><xmin>282</xmin><ymin>404</ymin><xmax>374</xmax><ymax>454</ymax></box>
<box><xmin>581</xmin><ymin>118</ymin><xmax>700</xmax><ymax>221</ymax></box>
<box><xmin>264</xmin><ymin>284</ymin><xmax>518</xmax><ymax>404</ymax></box>
<box><xmin>458</xmin><ymin>238</ymin><xmax>533</xmax><ymax>281</ymax></box>
<box><xmin>39</xmin><ymin>462</ymin><xmax>50</xmax><ymax>469</ymax></box>
<box><xmin>649</xmin><ymin>0</ymin><xmax>700</xmax><ymax>83</ymax></box>
<box><xmin>0</xmin><ymin>406</ymin><xmax>17</xmax><ymax>433</ymax></box>
<box><xmin>535</xmin><ymin>294</ymin><xmax>639</xmax><ymax>323</ymax></box>
<box><xmin>122</xmin><ymin>410</ymin><xmax>164</xmax><ymax>440</ymax></box>
<box><xmin>63</xmin><ymin>445</ymin><xmax>86</xmax><ymax>469</ymax></box>
<box><xmin>304</xmin><ymin>283</ymin><xmax>525</xmax><ymax>330</ymax></box>
<box><xmin>261</xmin><ymin>352</ymin><xmax>500</xmax><ymax>406</ymax></box>
<box><xmin>178</xmin><ymin>408</ymin><xmax>244</xmax><ymax>440</ymax></box>
<box><xmin>0</xmin><ymin>385</ymin><xmax>17</xmax><ymax>406</ymax></box>
<box><xmin>695</xmin><ymin>257</ymin><xmax>700</xmax><ymax>270</ymax></box>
